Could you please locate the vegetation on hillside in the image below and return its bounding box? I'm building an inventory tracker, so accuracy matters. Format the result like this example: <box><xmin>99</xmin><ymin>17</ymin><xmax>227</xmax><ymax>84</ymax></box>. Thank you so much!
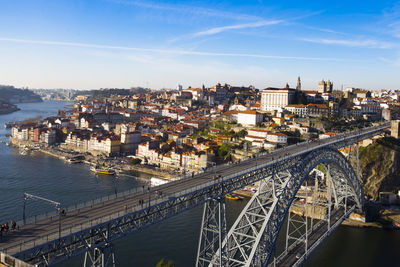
<box><xmin>0</xmin><ymin>85</ymin><xmax>42</xmax><ymax>103</ymax></box>
<box><xmin>357</xmin><ymin>137</ymin><xmax>400</xmax><ymax>200</ymax></box>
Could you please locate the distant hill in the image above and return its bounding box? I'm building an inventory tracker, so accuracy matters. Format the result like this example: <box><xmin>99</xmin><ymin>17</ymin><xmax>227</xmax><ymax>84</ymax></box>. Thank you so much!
<box><xmin>75</xmin><ymin>87</ymin><xmax>151</xmax><ymax>99</ymax></box>
<box><xmin>0</xmin><ymin>85</ymin><xmax>42</xmax><ymax>104</ymax></box>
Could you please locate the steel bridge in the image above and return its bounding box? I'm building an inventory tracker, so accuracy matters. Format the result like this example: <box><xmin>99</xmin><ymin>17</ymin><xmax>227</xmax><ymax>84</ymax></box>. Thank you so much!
<box><xmin>0</xmin><ymin>122</ymin><xmax>390</xmax><ymax>266</ymax></box>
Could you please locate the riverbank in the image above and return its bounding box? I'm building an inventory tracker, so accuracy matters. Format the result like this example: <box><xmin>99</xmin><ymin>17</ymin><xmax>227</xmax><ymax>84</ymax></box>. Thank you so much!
<box><xmin>0</xmin><ymin>104</ymin><xmax>20</xmax><ymax>115</ymax></box>
<box><xmin>9</xmin><ymin>137</ymin><xmax>173</xmax><ymax>179</ymax></box>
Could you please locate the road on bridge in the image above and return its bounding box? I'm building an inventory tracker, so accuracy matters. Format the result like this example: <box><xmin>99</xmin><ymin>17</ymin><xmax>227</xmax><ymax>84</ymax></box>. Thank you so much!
<box><xmin>0</xmin><ymin>123</ymin><xmax>389</xmax><ymax>257</ymax></box>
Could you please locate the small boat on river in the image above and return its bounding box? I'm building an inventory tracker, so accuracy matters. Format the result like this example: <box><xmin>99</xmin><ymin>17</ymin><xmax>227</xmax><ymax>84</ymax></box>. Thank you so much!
<box><xmin>225</xmin><ymin>193</ymin><xmax>243</xmax><ymax>200</ymax></box>
<box><xmin>90</xmin><ymin>166</ymin><xmax>116</xmax><ymax>175</ymax></box>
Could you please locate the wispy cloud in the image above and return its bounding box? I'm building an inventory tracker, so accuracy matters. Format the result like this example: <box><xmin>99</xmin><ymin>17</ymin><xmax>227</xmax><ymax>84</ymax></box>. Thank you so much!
<box><xmin>193</xmin><ymin>20</ymin><xmax>284</xmax><ymax>37</ymax></box>
<box><xmin>0</xmin><ymin>37</ymin><xmax>354</xmax><ymax>62</ymax></box>
<box><xmin>380</xmin><ymin>3</ymin><xmax>400</xmax><ymax>38</ymax></box>
<box><xmin>299</xmin><ymin>37</ymin><xmax>395</xmax><ymax>49</ymax></box>
<box><xmin>108</xmin><ymin>0</ymin><xmax>260</xmax><ymax>21</ymax></box>
<box><xmin>379</xmin><ymin>55</ymin><xmax>400</xmax><ymax>67</ymax></box>
<box><xmin>301</xmin><ymin>25</ymin><xmax>349</xmax><ymax>36</ymax></box>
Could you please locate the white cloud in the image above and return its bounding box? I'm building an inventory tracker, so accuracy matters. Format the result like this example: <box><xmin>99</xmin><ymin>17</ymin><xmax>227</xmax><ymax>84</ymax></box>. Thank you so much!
<box><xmin>193</xmin><ymin>20</ymin><xmax>283</xmax><ymax>36</ymax></box>
<box><xmin>0</xmin><ymin>37</ymin><xmax>352</xmax><ymax>62</ymax></box>
<box><xmin>108</xmin><ymin>0</ymin><xmax>259</xmax><ymax>21</ymax></box>
<box><xmin>299</xmin><ymin>37</ymin><xmax>395</xmax><ymax>49</ymax></box>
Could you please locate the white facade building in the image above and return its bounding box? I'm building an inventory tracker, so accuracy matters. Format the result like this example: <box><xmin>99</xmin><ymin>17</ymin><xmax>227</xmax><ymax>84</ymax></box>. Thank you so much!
<box><xmin>261</xmin><ymin>88</ymin><xmax>295</xmax><ymax>112</ymax></box>
<box><xmin>237</xmin><ymin>111</ymin><xmax>263</xmax><ymax>125</ymax></box>
<box><xmin>266</xmin><ymin>133</ymin><xmax>287</xmax><ymax>144</ymax></box>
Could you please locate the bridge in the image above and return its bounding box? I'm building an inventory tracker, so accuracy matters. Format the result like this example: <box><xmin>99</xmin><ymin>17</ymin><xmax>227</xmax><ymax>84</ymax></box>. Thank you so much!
<box><xmin>0</xmin><ymin>122</ymin><xmax>390</xmax><ymax>266</ymax></box>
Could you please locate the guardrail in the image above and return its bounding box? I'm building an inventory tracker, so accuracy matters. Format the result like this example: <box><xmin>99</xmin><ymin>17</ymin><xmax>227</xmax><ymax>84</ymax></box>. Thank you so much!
<box><xmin>10</xmin><ymin>122</ymin><xmax>390</xmax><ymax>231</ymax></box>
<box><xmin>2</xmin><ymin>122</ymin><xmax>390</xmax><ymax>256</ymax></box>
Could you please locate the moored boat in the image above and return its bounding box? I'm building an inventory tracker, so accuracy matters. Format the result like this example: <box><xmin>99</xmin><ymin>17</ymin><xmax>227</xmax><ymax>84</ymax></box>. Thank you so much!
<box><xmin>90</xmin><ymin>166</ymin><xmax>116</xmax><ymax>175</ymax></box>
<box><xmin>150</xmin><ymin>177</ymin><xmax>169</xmax><ymax>187</ymax></box>
<box><xmin>66</xmin><ymin>158</ymin><xmax>83</xmax><ymax>164</ymax></box>
<box><xmin>225</xmin><ymin>193</ymin><xmax>243</xmax><ymax>200</ymax></box>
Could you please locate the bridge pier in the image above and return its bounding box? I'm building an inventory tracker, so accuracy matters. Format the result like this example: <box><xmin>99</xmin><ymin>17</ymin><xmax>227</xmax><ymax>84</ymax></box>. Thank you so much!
<box><xmin>196</xmin><ymin>197</ymin><xmax>227</xmax><ymax>267</ymax></box>
<box><xmin>83</xmin><ymin>242</ymin><xmax>116</xmax><ymax>267</ymax></box>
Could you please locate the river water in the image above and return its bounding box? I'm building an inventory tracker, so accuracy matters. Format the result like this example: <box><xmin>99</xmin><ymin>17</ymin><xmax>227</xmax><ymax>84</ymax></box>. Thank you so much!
<box><xmin>0</xmin><ymin>101</ymin><xmax>399</xmax><ymax>267</ymax></box>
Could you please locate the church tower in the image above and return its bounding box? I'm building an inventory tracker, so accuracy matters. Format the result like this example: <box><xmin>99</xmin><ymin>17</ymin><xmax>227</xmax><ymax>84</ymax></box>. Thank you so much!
<box><xmin>296</xmin><ymin>76</ymin><xmax>301</xmax><ymax>91</ymax></box>
<box><xmin>318</xmin><ymin>79</ymin><xmax>326</xmax><ymax>93</ymax></box>
<box><xmin>326</xmin><ymin>80</ymin><xmax>333</xmax><ymax>93</ymax></box>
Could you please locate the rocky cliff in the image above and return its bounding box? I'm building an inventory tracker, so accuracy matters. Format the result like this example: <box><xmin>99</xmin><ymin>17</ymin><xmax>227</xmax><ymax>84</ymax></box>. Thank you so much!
<box><xmin>357</xmin><ymin>137</ymin><xmax>400</xmax><ymax>200</ymax></box>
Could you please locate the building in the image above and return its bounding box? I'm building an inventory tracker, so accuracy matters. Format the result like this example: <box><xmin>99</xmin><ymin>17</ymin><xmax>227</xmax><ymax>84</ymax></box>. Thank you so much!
<box><xmin>285</xmin><ymin>104</ymin><xmax>307</xmax><ymax>117</ymax></box>
<box><xmin>318</xmin><ymin>80</ymin><xmax>333</xmax><ymax>93</ymax></box>
<box><xmin>261</xmin><ymin>87</ymin><xmax>295</xmax><ymax>112</ymax></box>
<box><xmin>391</xmin><ymin>120</ymin><xmax>400</xmax><ymax>139</ymax></box>
<box><xmin>237</xmin><ymin>110</ymin><xmax>263</xmax><ymax>125</ymax></box>
<box><xmin>296</xmin><ymin>76</ymin><xmax>301</xmax><ymax>91</ymax></box>
<box><xmin>266</xmin><ymin>132</ymin><xmax>287</xmax><ymax>144</ymax></box>
<box><xmin>247</xmin><ymin>129</ymin><xmax>269</xmax><ymax>139</ymax></box>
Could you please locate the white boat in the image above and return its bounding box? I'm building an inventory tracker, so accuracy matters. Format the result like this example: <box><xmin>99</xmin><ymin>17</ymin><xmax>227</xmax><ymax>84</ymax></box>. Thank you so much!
<box><xmin>150</xmin><ymin>177</ymin><xmax>169</xmax><ymax>187</ymax></box>
<box><xmin>66</xmin><ymin>158</ymin><xmax>83</xmax><ymax>164</ymax></box>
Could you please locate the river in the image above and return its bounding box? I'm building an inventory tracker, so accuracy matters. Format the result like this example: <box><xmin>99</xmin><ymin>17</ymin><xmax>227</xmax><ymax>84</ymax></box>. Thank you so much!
<box><xmin>0</xmin><ymin>101</ymin><xmax>399</xmax><ymax>267</ymax></box>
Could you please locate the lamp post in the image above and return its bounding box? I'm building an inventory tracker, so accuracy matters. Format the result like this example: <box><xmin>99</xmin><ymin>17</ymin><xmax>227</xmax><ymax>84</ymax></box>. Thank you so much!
<box><xmin>211</xmin><ymin>162</ymin><xmax>216</xmax><ymax>177</ymax></box>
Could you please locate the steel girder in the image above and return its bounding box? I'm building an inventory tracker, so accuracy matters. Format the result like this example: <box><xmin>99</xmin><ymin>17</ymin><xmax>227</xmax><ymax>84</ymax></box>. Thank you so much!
<box><xmin>212</xmin><ymin>147</ymin><xmax>362</xmax><ymax>267</ymax></box>
<box><xmin>196</xmin><ymin>198</ymin><xmax>227</xmax><ymax>267</ymax></box>
<box><xmin>14</xmin><ymin>157</ymin><xmax>300</xmax><ymax>266</ymax></box>
<box><xmin>13</xmin><ymin>145</ymin><xmax>362</xmax><ymax>266</ymax></box>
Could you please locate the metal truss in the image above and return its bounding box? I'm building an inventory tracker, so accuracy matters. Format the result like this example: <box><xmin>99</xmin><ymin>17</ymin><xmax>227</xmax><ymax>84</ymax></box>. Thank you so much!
<box><xmin>14</xmin><ymin>156</ymin><xmax>300</xmax><ymax>266</ymax></box>
<box><xmin>208</xmin><ymin>147</ymin><xmax>363</xmax><ymax>267</ymax></box>
<box><xmin>11</xmin><ymin>138</ymin><xmax>369</xmax><ymax>266</ymax></box>
<box><xmin>83</xmin><ymin>243</ymin><xmax>115</xmax><ymax>267</ymax></box>
<box><xmin>196</xmin><ymin>198</ymin><xmax>227</xmax><ymax>267</ymax></box>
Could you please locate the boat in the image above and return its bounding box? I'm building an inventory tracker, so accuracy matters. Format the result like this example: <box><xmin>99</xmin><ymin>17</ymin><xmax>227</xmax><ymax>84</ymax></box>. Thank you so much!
<box><xmin>150</xmin><ymin>177</ymin><xmax>169</xmax><ymax>187</ymax></box>
<box><xmin>66</xmin><ymin>155</ymin><xmax>85</xmax><ymax>163</ymax></box>
<box><xmin>225</xmin><ymin>193</ymin><xmax>243</xmax><ymax>200</ymax></box>
<box><xmin>90</xmin><ymin>166</ymin><xmax>116</xmax><ymax>175</ymax></box>
<box><xmin>66</xmin><ymin>158</ymin><xmax>83</xmax><ymax>164</ymax></box>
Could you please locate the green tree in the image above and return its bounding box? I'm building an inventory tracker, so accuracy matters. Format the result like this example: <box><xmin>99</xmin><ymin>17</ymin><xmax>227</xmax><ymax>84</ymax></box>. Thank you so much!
<box><xmin>156</xmin><ymin>259</ymin><xmax>175</xmax><ymax>267</ymax></box>
<box><xmin>218</xmin><ymin>143</ymin><xmax>232</xmax><ymax>159</ymax></box>
<box><xmin>130</xmin><ymin>158</ymin><xmax>142</xmax><ymax>165</ymax></box>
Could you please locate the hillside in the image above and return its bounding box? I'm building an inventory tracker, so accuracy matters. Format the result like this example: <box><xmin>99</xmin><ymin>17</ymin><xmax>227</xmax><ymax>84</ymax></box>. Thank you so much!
<box><xmin>357</xmin><ymin>137</ymin><xmax>400</xmax><ymax>200</ymax></box>
<box><xmin>0</xmin><ymin>85</ymin><xmax>42</xmax><ymax>104</ymax></box>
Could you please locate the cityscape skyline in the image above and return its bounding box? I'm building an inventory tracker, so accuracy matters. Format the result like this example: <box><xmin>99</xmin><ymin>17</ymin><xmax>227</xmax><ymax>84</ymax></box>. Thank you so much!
<box><xmin>0</xmin><ymin>0</ymin><xmax>399</xmax><ymax>90</ymax></box>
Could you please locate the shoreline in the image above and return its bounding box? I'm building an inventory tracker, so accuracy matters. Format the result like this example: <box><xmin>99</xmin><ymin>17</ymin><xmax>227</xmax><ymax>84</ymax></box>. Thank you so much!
<box><xmin>9</xmin><ymin>138</ymin><xmax>173</xmax><ymax>179</ymax></box>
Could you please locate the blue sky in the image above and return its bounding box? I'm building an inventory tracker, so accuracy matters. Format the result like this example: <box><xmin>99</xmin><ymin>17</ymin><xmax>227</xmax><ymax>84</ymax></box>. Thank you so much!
<box><xmin>0</xmin><ymin>0</ymin><xmax>399</xmax><ymax>90</ymax></box>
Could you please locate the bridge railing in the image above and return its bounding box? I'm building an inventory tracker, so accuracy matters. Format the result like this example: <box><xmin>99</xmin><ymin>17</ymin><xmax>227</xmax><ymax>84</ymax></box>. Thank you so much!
<box><xmin>14</xmin><ymin>121</ymin><xmax>390</xmax><ymax>230</ymax></box>
<box><xmin>6</xmin><ymin>122</ymin><xmax>390</xmax><ymax>255</ymax></box>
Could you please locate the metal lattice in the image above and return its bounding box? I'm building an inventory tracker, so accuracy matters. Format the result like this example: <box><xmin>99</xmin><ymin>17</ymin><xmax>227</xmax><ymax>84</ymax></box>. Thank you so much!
<box><xmin>207</xmin><ymin>147</ymin><xmax>363</xmax><ymax>267</ymax></box>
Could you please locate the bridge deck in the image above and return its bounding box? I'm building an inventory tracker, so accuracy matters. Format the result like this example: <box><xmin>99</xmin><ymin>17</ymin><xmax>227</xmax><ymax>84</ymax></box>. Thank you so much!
<box><xmin>275</xmin><ymin>208</ymin><xmax>347</xmax><ymax>267</ymax></box>
<box><xmin>0</xmin><ymin>123</ymin><xmax>389</xmax><ymax>258</ymax></box>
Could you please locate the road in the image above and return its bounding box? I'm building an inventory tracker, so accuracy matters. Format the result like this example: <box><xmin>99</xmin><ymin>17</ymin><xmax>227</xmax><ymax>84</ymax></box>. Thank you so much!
<box><xmin>0</xmin><ymin>123</ymin><xmax>389</xmax><ymax>257</ymax></box>
<box><xmin>275</xmin><ymin>208</ymin><xmax>346</xmax><ymax>266</ymax></box>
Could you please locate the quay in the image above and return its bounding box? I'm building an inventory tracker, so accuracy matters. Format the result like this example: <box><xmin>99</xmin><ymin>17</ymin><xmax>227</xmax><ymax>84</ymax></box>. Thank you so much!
<box><xmin>8</xmin><ymin>137</ymin><xmax>173</xmax><ymax>178</ymax></box>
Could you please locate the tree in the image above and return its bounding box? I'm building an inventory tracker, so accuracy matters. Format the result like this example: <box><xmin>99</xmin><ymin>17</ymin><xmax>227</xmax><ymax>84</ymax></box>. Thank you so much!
<box><xmin>238</xmin><ymin>129</ymin><xmax>248</xmax><ymax>138</ymax></box>
<box><xmin>130</xmin><ymin>158</ymin><xmax>142</xmax><ymax>165</ymax></box>
<box><xmin>156</xmin><ymin>259</ymin><xmax>175</xmax><ymax>267</ymax></box>
<box><xmin>218</xmin><ymin>143</ymin><xmax>232</xmax><ymax>159</ymax></box>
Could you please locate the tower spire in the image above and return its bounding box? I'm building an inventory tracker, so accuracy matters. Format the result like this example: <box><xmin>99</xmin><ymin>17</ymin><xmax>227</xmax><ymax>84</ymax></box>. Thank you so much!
<box><xmin>296</xmin><ymin>76</ymin><xmax>301</xmax><ymax>91</ymax></box>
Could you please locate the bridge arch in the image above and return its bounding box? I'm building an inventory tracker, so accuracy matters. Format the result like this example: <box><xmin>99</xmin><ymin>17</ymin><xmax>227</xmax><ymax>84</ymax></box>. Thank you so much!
<box><xmin>218</xmin><ymin>147</ymin><xmax>364</xmax><ymax>267</ymax></box>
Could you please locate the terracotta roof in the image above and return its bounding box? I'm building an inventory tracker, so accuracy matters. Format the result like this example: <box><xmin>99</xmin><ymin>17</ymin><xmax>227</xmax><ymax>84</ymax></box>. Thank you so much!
<box><xmin>249</xmin><ymin>129</ymin><xmax>268</xmax><ymax>133</ymax></box>
<box><xmin>286</xmin><ymin>104</ymin><xmax>307</xmax><ymax>108</ymax></box>
<box><xmin>268</xmin><ymin>132</ymin><xmax>287</xmax><ymax>136</ymax></box>
<box><xmin>237</xmin><ymin>110</ymin><xmax>257</xmax><ymax>115</ymax></box>
<box><xmin>245</xmin><ymin>135</ymin><xmax>266</xmax><ymax>140</ymax></box>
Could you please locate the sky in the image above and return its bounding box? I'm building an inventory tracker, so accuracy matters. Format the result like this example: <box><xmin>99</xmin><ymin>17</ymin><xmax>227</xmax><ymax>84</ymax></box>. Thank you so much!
<box><xmin>0</xmin><ymin>0</ymin><xmax>399</xmax><ymax>90</ymax></box>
